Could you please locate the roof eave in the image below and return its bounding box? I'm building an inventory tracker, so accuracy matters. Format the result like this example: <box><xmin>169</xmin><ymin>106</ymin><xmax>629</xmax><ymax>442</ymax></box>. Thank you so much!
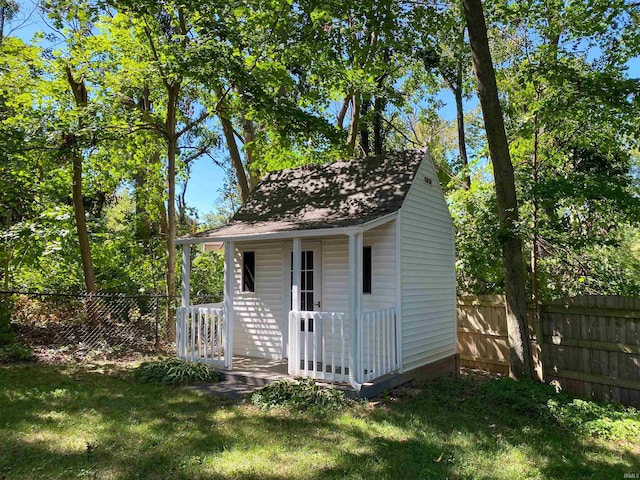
<box><xmin>176</xmin><ymin>212</ymin><xmax>398</xmax><ymax>245</ymax></box>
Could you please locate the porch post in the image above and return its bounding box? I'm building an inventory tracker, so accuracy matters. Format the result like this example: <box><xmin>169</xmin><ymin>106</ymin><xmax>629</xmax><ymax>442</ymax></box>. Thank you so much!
<box><xmin>181</xmin><ymin>244</ymin><xmax>191</xmax><ymax>307</ymax></box>
<box><xmin>292</xmin><ymin>237</ymin><xmax>301</xmax><ymax>311</ymax></box>
<box><xmin>348</xmin><ymin>232</ymin><xmax>363</xmax><ymax>386</ymax></box>
<box><xmin>224</xmin><ymin>241</ymin><xmax>234</xmax><ymax>370</ymax></box>
<box><xmin>394</xmin><ymin>214</ymin><xmax>403</xmax><ymax>373</ymax></box>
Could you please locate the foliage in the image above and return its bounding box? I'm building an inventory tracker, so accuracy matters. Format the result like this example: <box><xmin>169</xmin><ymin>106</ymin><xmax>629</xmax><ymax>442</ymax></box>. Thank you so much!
<box><xmin>1</xmin><ymin>0</ymin><xmax>639</xmax><ymax>302</ymax></box>
<box><xmin>479</xmin><ymin>377</ymin><xmax>640</xmax><ymax>442</ymax></box>
<box><xmin>134</xmin><ymin>357</ymin><xmax>219</xmax><ymax>385</ymax></box>
<box><xmin>251</xmin><ymin>377</ymin><xmax>349</xmax><ymax>413</ymax></box>
<box><xmin>190</xmin><ymin>249</ymin><xmax>224</xmax><ymax>298</ymax></box>
<box><xmin>0</xmin><ymin>342</ymin><xmax>34</xmax><ymax>363</ymax></box>
<box><xmin>479</xmin><ymin>376</ymin><xmax>559</xmax><ymax>416</ymax></box>
<box><xmin>0</xmin><ymin>295</ymin><xmax>14</xmax><ymax>345</ymax></box>
<box><xmin>548</xmin><ymin>398</ymin><xmax>640</xmax><ymax>441</ymax></box>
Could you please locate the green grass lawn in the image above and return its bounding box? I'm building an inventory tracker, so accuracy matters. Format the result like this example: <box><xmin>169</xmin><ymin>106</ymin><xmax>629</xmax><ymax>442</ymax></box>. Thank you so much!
<box><xmin>1</xmin><ymin>362</ymin><xmax>638</xmax><ymax>480</ymax></box>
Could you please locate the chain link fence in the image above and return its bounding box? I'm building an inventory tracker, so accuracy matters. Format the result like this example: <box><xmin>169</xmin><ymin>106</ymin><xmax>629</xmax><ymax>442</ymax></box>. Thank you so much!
<box><xmin>2</xmin><ymin>291</ymin><xmax>221</xmax><ymax>361</ymax></box>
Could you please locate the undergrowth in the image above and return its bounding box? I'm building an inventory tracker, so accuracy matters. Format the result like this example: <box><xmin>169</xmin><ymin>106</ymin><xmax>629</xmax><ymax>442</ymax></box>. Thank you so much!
<box><xmin>479</xmin><ymin>377</ymin><xmax>640</xmax><ymax>442</ymax></box>
<box><xmin>0</xmin><ymin>342</ymin><xmax>34</xmax><ymax>363</ymax></box>
<box><xmin>134</xmin><ymin>357</ymin><xmax>219</xmax><ymax>385</ymax></box>
<box><xmin>251</xmin><ymin>377</ymin><xmax>349</xmax><ymax>413</ymax></box>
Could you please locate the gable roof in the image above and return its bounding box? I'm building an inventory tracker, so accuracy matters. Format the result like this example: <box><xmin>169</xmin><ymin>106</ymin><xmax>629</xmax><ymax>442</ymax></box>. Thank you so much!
<box><xmin>178</xmin><ymin>149</ymin><xmax>427</xmax><ymax>243</ymax></box>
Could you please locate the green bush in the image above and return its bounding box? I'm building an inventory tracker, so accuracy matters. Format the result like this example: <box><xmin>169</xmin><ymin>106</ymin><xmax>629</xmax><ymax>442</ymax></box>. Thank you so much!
<box><xmin>251</xmin><ymin>377</ymin><xmax>349</xmax><ymax>413</ymax></box>
<box><xmin>0</xmin><ymin>342</ymin><xmax>34</xmax><ymax>363</ymax></box>
<box><xmin>548</xmin><ymin>398</ymin><xmax>640</xmax><ymax>441</ymax></box>
<box><xmin>0</xmin><ymin>295</ymin><xmax>15</xmax><ymax>346</ymax></box>
<box><xmin>479</xmin><ymin>377</ymin><xmax>640</xmax><ymax>441</ymax></box>
<box><xmin>479</xmin><ymin>377</ymin><xmax>556</xmax><ymax>416</ymax></box>
<box><xmin>135</xmin><ymin>358</ymin><xmax>219</xmax><ymax>385</ymax></box>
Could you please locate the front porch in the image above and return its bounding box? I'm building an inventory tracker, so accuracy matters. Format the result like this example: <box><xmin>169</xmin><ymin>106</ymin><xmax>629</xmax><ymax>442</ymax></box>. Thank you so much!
<box><xmin>176</xmin><ymin>222</ymin><xmax>403</xmax><ymax>392</ymax></box>
<box><xmin>175</xmin><ymin>303</ymin><xmax>399</xmax><ymax>388</ymax></box>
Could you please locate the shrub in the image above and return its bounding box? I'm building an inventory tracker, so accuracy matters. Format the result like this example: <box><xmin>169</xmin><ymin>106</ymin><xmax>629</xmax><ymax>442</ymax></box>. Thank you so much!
<box><xmin>548</xmin><ymin>398</ymin><xmax>640</xmax><ymax>441</ymax></box>
<box><xmin>479</xmin><ymin>377</ymin><xmax>556</xmax><ymax>416</ymax></box>
<box><xmin>0</xmin><ymin>295</ymin><xmax>15</xmax><ymax>346</ymax></box>
<box><xmin>0</xmin><ymin>342</ymin><xmax>34</xmax><ymax>363</ymax></box>
<box><xmin>251</xmin><ymin>377</ymin><xmax>349</xmax><ymax>413</ymax></box>
<box><xmin>479</xmin><ymin>377</ymin><xmax>640</xmax><ymax>442</ymax></box>
<box><xmin>135</xmin><ymin>358</ymin><xmax>219</xmax><ymax>385</ymax></box>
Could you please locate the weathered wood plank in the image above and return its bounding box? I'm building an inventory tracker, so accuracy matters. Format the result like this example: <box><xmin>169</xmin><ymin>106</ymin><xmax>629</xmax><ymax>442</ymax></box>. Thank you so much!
<box><xmin>541</xmin><ymin>305</ymin><xmax>640</xmax><ymax>319</ymax></box>
<box><xmin>544</xmin><ymin>368</ymin><xmax>640</xmax><ymax>391</ymax></box>
<box><xmin>542</xmin><ymin>337</ymin><xmax>640</xmax><ymax>354</ymax></box>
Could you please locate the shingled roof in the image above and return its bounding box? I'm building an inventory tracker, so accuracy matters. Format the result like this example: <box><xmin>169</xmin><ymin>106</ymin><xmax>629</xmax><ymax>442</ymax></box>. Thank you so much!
<box><xmin>179</xmin><ymin>149</ymin><xmax>427</xmax><ymax>242</ymax></box>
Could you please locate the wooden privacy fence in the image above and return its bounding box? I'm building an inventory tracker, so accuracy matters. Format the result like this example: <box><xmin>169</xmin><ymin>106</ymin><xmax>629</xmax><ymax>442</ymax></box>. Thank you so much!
<box><xmin>457</xmin><ymin>295</ymin><xmax>640</xmax><ymax>407</ymax></box>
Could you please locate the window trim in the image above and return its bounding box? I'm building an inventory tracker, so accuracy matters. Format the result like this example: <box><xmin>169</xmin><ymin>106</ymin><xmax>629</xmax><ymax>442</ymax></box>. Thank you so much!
<box><xmin>363</xmin><ymin>245</ymin><xmax>372</xmax><ymax>295</ymax></box>
<box><xmin>242</xmin><ymin>251</ymin><xmax>256</xmax><ymax>293</ymax></box>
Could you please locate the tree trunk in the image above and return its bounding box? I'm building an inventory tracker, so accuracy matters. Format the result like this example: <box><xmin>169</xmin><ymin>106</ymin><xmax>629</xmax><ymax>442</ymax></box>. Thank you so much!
<box><xmin>241</xmin><ymin>113</ymin><xmax>260</xmax><ymax>190</ymax></box>
<box><xmin>165</xmin><ymin>82</ymin><xmax>180</xmax><ymax>341</ymax></box>
<box><xmin>71</xmin><ymin>144</ymin><xmax>96</xmax><ymax>293</ymax></box>
<box><xmin>359</xmin><ymin>98</ymin><xmax>371</xmax><ymax>156</ymax></box>
<box><xmin>462</xmin><ymin>0</ymin><xmax>534</xmax><ymax>379</ymax></box>
<box><xmin>347</xmin><ymin>94</ymin><xmax>361</xmax><ymax>154</ymax></box>
<box><xmin>65</xmin><ymin>67</ymin><xmax>96</xmax><ymax>293</ymax></box>
<box><xmin>337</xmin><ymin>94</ymin><xmax>351</xmax><ymax>130</ymax></box>
<box><xmin>454</xmin><ymin>83</ymin><xmax>471</xmax><ymax>189</ymax></box>
<box><xmin>373</xmin><ymin>95</ymin><xmax>384</xmax><ymax>155</ymax></box>
<box><xmin>530</xmin><ymin>114</ymin><xmax>544</xmax><ymax>381</ymax></box>
<box><xmin>3</xmin><ymin>212</ymin><xmax>10</xmax><ymax>291</ymax></box>
<box><xmin>220</xmin><ymin>114</ymin><xmax>250</xmax><ymax>202</ymax></box>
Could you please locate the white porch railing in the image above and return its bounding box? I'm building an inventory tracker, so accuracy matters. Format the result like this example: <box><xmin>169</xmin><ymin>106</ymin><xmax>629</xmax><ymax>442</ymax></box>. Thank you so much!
<box><xmin>288</xmin><ymin>311</ymin><xmax>350</xmax><ymax>383</ymax></box>
<box><xmin>360</xmin><ymin>307</ymin><xmax>398</xmax><ymax>382</ymax></box>
<box><xmin>176</xmin><ymin>305</ymin><xmax>228</xmax><ymax>368</ymax></box>
<box><xmin>288</xmin><ymin>307</ymin><xmax>398</xmax><ymax>384</ymax></box>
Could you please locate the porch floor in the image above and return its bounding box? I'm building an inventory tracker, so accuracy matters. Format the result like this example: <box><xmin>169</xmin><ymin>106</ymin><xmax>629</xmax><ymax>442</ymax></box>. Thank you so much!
<box><xmin>213</xmin><ymin>355</ymin><xmax>289</xmax><ymax>385</ymax></box>
<box><xmin>208</xmin><ymin>355</ymin><xmax>405</xmax><ymax>399</ymax></box>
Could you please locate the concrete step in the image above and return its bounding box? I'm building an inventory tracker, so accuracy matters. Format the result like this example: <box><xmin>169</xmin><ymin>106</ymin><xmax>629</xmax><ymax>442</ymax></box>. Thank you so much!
<box><xmin>359</xmin><ymin>372</ymin><xmax>407</xmax><ymax>399</ymax></box>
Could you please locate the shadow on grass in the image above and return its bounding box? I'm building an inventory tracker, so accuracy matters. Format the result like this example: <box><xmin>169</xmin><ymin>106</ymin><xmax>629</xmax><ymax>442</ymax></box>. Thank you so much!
<box><xmin>1</xmin><ymin>364</ymin><xmax>638</xmax><ymax>479</ymax></box>
<box><xmin>307</xmin><ymin>379</ymin><xmax>640</xmax><ymax>479</ymax></box>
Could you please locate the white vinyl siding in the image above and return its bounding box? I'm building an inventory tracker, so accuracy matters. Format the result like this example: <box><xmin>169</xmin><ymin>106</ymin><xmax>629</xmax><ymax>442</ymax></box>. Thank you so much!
<box><xmin>399</xmin><ymin>152</ymin><xmax>457</xmax><ymax>371</ymax></box>
<box><xmin>232</xmin><ymin>241</ymin><xmax>284</xmax><ymax>359</ymax></box>
<box><xmin>362</xmin><ymin>221</ymin><xmax>397</xmax><ymax>311</ymax></box>
<box><xmin>320</xmin><ymin>237</ymin><xmax>349</xmax><ymax>314</ymax></box>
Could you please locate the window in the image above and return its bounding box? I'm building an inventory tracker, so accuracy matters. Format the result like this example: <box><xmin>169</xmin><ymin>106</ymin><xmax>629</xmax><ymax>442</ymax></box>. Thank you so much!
<box><xmin>363</xmin><ymin>246</ymin><xmax>372</xmax><ymax>294</ymax></box>
<box><xmin>242</xmin><ymin>251</ymin><xmax>255</xmax><ymax>292</ymax></box>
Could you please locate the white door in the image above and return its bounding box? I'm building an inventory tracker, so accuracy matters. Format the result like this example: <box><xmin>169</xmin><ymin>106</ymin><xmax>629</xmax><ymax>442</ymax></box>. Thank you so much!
<box><xmin>283</xmin><ymin>242</ymin><xmax>322</xmax><ymax>360</ymax></box>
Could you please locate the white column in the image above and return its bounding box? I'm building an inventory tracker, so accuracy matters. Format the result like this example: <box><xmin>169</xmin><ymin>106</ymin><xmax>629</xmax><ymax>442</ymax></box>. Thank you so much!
<box><xmin>224</xmin><ymin>241</ymin><xmax>234</xmax><ymax>370</ymax></box>
<box><xmin>181</xmin><ymin>244</ymin><xmax>191</xmax><ymax>307</ymax></box>
<box><xmin>348</xmin><ymin>232</ymin><xmax>363</xmax><ymax>386</ymax></box>
<box><xmin>394</xmin><ymin>214</ymin><xmax>403</xmax><ymax>373</ymax></box>
<box><xmin>292</xmin><ymin>237</ymin><xmax>301</xmax><ymax>312</ymax></box>
<box><xmin>355</xmin><ymin>232</ymin><xmax>363</xmax><ymax>382</ymax></box>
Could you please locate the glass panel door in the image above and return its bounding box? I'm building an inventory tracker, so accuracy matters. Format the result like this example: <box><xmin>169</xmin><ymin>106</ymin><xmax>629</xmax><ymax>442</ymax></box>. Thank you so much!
<box><xmin>290</xmin><ymin>250</ymin><xmax>319</xmax><ymax>311</ymax></box>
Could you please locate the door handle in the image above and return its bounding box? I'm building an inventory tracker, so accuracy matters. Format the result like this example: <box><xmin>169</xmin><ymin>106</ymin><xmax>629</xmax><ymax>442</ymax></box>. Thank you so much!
<box><xmin>313</xmin><ymin>301</ymin><xmax>321</xmax><ymax>309</ymax></box>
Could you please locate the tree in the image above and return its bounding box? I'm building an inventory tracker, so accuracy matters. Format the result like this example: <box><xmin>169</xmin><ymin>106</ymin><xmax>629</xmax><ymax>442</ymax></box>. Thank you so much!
<box><xmin>420</xmin><ymin>1</ymin><xmax>472</xmax><ymax>188</ymax></box>
<box><xmin>461</xmin><ymin>0</ymin><xmax>534</xmax><ymax>379</ymax></box>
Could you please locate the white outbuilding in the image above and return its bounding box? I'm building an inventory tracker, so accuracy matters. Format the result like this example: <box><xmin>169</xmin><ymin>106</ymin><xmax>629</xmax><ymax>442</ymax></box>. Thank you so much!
<box><xmin>176</xmin><ymin>149</ymin><xmax>457</xmax><ymax>396</ymax></box>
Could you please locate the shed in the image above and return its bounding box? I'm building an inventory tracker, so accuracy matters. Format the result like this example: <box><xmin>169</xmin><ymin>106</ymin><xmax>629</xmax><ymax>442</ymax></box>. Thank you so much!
<box><xmin>176</xmin><ymin>149</ymin><xmax>457</xmax><ymax>394</ymax></box>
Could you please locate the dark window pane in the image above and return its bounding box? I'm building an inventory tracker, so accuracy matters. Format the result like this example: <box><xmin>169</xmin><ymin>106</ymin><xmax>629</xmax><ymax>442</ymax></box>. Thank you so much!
<box><xmin>300</xmin><ymin>318</ymin><xmax>305</xmax><ymax>332</ymax></box>
<box><xmin>301</xmin><ymin>270</ymin><xmax>306</xmax><ymax>290</ymax></box>
<box><xmin>363</xmin><ymin>246</ymin><xmax>372</xmax><ymax>294</ymax></box>
<box><xmin>301</xmin><ymin>250</ymin><xmax>306</xmax><ymax>270</ymax></box>
<box><xmin>308</xmin><ymin>318</ymin><xmax>314</xmax><ymax>332</ymax></box>
<box><xmin>306</xmin><ymin>271</ymin><xmax>313</xmax><ymax>290</ymax></box>
<box><xmin>242</xmin><ymin>251</ymin><xmax>255</xmax><ymax>292</ymax></box>
<box><xmin>307</xmin><ymin>251</ymin><xmax>313</xmax><ymax>269</ymax></box>
<box><xmin>306</xmin><ymin>292</ymin><xmax>314</xmax><ymax>310</ymax></box>
<box><xmin>301</xmin><ymin>293</ymin><xmax>306</xmax><ymax>311</ymax></box>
